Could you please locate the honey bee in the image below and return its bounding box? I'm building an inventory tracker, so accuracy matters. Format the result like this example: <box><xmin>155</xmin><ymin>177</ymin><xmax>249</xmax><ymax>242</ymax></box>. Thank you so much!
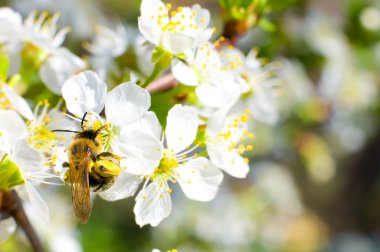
<box><xmin>54</xmin><ymin>113</ymin><xmax>122</xmax><ymax>224</ymax></box>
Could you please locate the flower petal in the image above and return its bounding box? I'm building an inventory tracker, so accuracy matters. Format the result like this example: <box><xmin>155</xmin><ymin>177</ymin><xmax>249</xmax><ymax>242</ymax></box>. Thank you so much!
<box><xmin>0</xmin><ymin>109</ymin><xmax>27</xmax><ymax>145</ymax></box>
<box><xmin>161</xmin><ymin>31</ymin><xmax>193</xmax><ymax>54</ymax></box>
<box><xmin>99</xmin><ymin>171</ymin><xmax>142</xmax><ymax>201</ymax></box>
<box><xmin>61</xmin><ymin>70</ymin><xmax>107</xmax><ymax>118</ymax></box>
<box><xmin>0</xmin><ymin>7</ymin><xmax>23</xmax><ymax>42</ymax></box>
<box><xmin>166</xmin><ymin>105</ymin><xmax>198</xmax><ymax>153</ymax></box>
<box><xmin>126</xmin><ymin>111</ymin><xmax>162</xmax><ymax>139</ymax></box>
<box><xmin>177</xmin><ymin>157</ymin><xmax>223</xmax><ymax>201</ymax></box>
<box><xmin>0</xmin><ymin>218</ymin><xmax>16</xmax><ymax>242</ymax></box>
<box><xmin>134</xmin><ymin>182</ymin><xmax>172</xmax><ymax>227</ymax></box>
<box><xmin>40</xmin><ymin>48</ymin><xmax>85</xmax><ymax>95</ymax></box>
<box><xmin>12</xmin><ymin>138</ymin><xmax>42</xmax><ymax>173</ymax></box>
<box><xmin>2</xmin><ymin>85</ymin><xmax>33</xmax><ymax>120</ymax></box>
<box><xmin>248</xmin><ymin>81</ymin><xmax>279</xmax><ymax>125</ymax></box>
<box><xmin>105</xmin><ymin>82</ymin><xmax>151</xmax><ymax>126</ymax></box>
<box><xmin>113</xmin><ymin>129</ymin><xmax>163</xmax><ymax>175</ymax></box>
<box><xmin>171</xmin><ymin>57</ymin><xmax>199</xmax><ymax>86</ymax></box>
<box><xmin>24</xmin><ymin>181</ymin><xmax>50</xmax><ymax>222</ymax></box>
<box><xmin>195</xmin><ymin>81</ymin><xmax>240</xmax><ymax>108</ymax></box>
<box><xmin>207</xmin><ymin>142</ymin><xmax>249</xmax><ymax>178</ymax></box>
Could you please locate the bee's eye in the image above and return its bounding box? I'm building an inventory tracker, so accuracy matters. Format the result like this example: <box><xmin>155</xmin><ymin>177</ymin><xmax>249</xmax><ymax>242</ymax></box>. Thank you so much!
<box><xmin>99</xmin><ymin>166</ymin><xmax>107</xmax><ymax>171</ymax></box>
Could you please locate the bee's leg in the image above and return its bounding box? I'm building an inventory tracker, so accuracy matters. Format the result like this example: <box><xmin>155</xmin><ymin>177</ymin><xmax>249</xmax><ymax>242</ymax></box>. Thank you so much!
<box><xmin>94</xmin><ymin>123</ymin><xmax>110</xmax><ymax>136</ymax></box>
<box><xmin>62</xmin><ymin>162</ymin><xmax>70</xmax><ymax>168</ymax></box>
<box><xmin>63</xmin><ymin>169</ymin><xmax>71</xmax><ymax>183</ymax></box>
<box><xmin>96</xmin><ymin>152</ymin><xmax>123</xmax><ymax>160</ymax></box>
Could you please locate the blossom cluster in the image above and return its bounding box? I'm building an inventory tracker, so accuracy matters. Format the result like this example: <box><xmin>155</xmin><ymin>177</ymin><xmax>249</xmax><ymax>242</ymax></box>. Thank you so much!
<box><xmin>0</xmin><ymin>0</ymin><xmax>280</xmax><ymax>248</ymax></box>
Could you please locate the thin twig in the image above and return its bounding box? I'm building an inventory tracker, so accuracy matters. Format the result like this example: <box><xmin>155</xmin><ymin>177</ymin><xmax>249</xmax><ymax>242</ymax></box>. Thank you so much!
<box><xmin>0</xmin><ymin>190</ymin><xmax>44</xmax><ymax>252</ymax></box>
<box><xmin>145</xmin><ymin>73</ymin><xmax>177</xmax><ymax>93</ymax></box>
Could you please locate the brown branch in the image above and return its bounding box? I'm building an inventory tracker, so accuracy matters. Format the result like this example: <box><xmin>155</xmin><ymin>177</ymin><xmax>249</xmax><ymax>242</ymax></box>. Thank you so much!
<box><xmin>0</xmin><ymin>190</ymin><xmax>44</xmax><ymax>252</ymax></box>
<box><xmin>145</xmin><ymin>73</ymin><xmax>177</xmax><ymax>94</ymax></box>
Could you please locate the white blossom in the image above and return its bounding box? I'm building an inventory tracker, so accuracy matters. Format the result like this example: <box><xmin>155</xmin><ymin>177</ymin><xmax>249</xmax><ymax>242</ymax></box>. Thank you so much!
<box><xmin>138</xmin><ymin>0</ymin><xmax>213</xmax><ymax>54</ymax></box>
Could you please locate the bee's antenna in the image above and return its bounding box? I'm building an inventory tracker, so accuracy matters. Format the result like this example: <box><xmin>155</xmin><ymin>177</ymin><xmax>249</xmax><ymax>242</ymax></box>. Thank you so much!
<box><xmin>81</xmin><ymin>112</ymin><xmax>88</xmax><ymax>130</ymax></box>
<box><xmin>52</xmin><ymin>129</ymin><xmax>79</xmax><ymax>133</ymax></box>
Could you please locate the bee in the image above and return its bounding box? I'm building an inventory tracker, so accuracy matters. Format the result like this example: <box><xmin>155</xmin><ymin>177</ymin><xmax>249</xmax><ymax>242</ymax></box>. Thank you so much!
<box><xmin>54</xmin><ymin>113</ymin><xmax>122</xmax><ymax>224</ymax></box>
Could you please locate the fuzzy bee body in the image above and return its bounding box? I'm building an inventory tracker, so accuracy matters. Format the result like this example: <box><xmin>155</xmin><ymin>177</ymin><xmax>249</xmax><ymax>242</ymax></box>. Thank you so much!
<box><xmin>61</xmin><ymin>124</ymin><xmax>122</xmax><ymax>224</ymax></box>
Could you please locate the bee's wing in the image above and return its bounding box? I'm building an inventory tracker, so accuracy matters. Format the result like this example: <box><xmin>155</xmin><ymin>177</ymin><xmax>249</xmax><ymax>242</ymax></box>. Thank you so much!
<box><xmin>70</xmin><ymin>152</ymin><xmax>92</xmax><ymax>224</ymax></box>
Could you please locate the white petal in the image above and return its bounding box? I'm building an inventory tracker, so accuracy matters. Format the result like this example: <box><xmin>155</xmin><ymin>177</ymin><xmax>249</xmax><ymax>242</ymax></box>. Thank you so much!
<box><xmin>2</xmin><ymin>85</ymin><xmax>33</xmax><ymax>120</ymax></box>
<box><xmin>0</xmin><ymin>218</ymin><xmax>16</xmax><ymax>242</ymax></box>
<box><xmin>161</xmin><ymin>32</ymin><xmax>193</xmax><ymax>54</ymax></box>
<box><xmin>0</xmin><ymin>109</ymin><xmax>27</xmax><ymax>144</ymax></box>
<box><xmin>99</xmin><ymin>172</ymin><xmax>142</xmax><ymax>201</ymax></box>
<box><xmin>126</xmin><ymin>111</ymin><xmax>162</xmax><ymax>139</ymax></box>
<box><xmin>134</xmin><ymin>182</ymin><xmax>172</xmax><ymax>227</ymax></box>
<box><xmin>177</xmin><ymin>157</ymin><xmax>223</xmax><ymax>201</ymax></box>
<box><xmin>119</xmin><ymin>153</ymin><xmax>160</xmax><ymax>176</ymax></box>
<box><xmin>137</xmin><ymin>17</ymin><xmax>161</xmax><ymax>46</ymax></box>
<box><xmin>0</xmin><ymin>8</ymin><xmax>23</xmax><ymax>42</ymax></box>
<box><xmin>113</xmin><ymin>129</ymin><xmax>163</xmax><ymax>175</ymax></box>
<box><xmin>196</xmin><ymin>83</ymin><xmax>239</xmax><ymax>108</ymax></box>
<box><xmin>207</xmin><ymin>98</ymin><xmax>238</xmax><ymax>132</ymax></box>
<box><xmin>207</xmin><ymin>142</ymin><xmax>249</xmax><ymax>178</ymax></box>
<box><xmin>171</xmin><ymin>57</ymin><xmax>199</xmax><ymax>86</ymax></box>
<box><xmin>105</xmin><ymin>82</ymin><xmax>151</xmax><ymax>126</ymax></box>
<box><xmin>40</xmin><ymin>49</ymin><xmax>85</xmax><ymax>95</ymax></box>
<box><xmin>24</xmin><ymin>182</ymin><xmax>50</xmax><ymax>222</ymax></box>
<box><xmin>116</xmin><ymin>128</ymin><xmax>163</xmax><ymax>160</ymax></box>
<box><xmin>12</xmin><ymin>139</ymin><xmax>42</xmax><ymax>173</ymax></box>
<box><xmin>61</xmin><ymin>70</ymin><xmax>107</xmax><ymax>118</ymax></box>
<box><xmin>248</xmin><ymin>82</ymin><xmax>278</xmax><ymax>125</ymax></box>
<box><xmin>166</xmin><ymin>105</ymin><xmax>198</xmax><ymax>153</ymax></box>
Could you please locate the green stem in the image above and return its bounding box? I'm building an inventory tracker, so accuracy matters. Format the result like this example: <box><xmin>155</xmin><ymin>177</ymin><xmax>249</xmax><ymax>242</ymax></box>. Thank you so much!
<box><xmin>141</xmin><ymin>64</ymin><xmax>163</xmax><ymax>88</ymax></box>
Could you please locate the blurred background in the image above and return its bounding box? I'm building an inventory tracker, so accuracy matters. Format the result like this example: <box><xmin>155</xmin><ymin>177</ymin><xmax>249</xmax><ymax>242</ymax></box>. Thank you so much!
<box><xmin>1</xmin><ymin>0</ymin><xmax>380</xmax><ymax>251</ymax></box>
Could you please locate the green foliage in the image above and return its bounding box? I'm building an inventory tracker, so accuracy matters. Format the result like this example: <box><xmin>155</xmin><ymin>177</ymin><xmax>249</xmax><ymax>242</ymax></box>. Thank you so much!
<box><xmin>0</xmin><ymin>154</ymin><xmax>25</xmax><ymax>191</ymax></box>
<box><xmin>0</xmin><ymin>51</ymin><xmax>9</xmax><ymax>82</ymax></box>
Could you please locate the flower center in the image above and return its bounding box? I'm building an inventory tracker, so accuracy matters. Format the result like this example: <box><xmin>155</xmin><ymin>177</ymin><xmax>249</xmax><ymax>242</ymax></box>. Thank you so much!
<box><xmin>0</xmin><ymin>90</ymin><xmax>13</xmax><ymax>110</ymax></box>
<box><xmin>151</xmin><ymin>149</ymin><xmax>178</xmax><ymax>183</ymax></box>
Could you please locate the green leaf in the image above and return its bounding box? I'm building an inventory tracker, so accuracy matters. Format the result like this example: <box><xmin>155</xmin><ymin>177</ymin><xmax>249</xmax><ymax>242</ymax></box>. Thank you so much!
<box><xmin>0</xmin><ymin>52</ymin><xmax>9</xmax><ymax>82</ymax></box>
<box><xmin>0</xmin><ymin>155</ymin><xmax>25</xmax><ymax>191</ymax></box>
<box><xmin>258</xmin><ymin>18</ymin><xmax>276</xmax><ymax>32</ymax></box>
